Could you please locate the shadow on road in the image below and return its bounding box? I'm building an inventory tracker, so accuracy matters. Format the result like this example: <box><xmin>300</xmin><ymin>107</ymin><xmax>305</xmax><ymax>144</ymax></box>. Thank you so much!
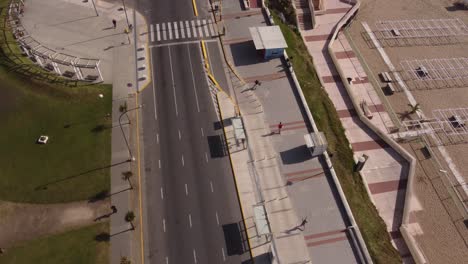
<box><xmin>207</xmin><ymin>134</ymin><xmax>229</xmax><ymax>158</ymax></box>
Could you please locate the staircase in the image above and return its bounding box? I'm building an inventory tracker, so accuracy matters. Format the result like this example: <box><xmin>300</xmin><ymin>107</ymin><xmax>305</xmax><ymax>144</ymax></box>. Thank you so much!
<box><xmin>294</xmin><ymin>0</ymin><xmax>313</xmax><ymax>30</ymax></box>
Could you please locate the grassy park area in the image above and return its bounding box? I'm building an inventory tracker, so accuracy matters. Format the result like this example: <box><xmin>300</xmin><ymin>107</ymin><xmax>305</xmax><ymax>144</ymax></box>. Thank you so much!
<box><xmin>0</xmin><ymin>0</ymin><xmax>112</xmax><ymax>203</ymax></box>
<box><xmin>0</xmin><ymin>223</ymin><xmax>109</xmax><ymax>264</ymax></box>
<box><xmin>0</xmin><ymin>1</ymin><xmax>112</xmax><ymax>262</ymax></box>
<box><xmin>271</xmin><ymin>11</ymin><xmax>401</xmax><ymax>264</ymax></box>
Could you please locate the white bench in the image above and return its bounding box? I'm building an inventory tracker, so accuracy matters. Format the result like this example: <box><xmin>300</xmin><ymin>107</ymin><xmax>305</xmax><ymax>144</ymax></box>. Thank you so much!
<box><xmin>379</xmin><ymin>72</ymin><xmax>392</xmax><ymax>83</ymax></box>
<box><xmin>391</xmin><ymin>28</ymin><xmax>401</xmax><ymax>36</ymax></box>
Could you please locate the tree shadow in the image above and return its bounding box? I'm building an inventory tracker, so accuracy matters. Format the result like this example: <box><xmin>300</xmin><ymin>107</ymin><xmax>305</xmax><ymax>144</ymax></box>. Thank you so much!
<box><xmin>91</xmin><ymin>124</ymin><xmax>111</xmax><ymax>133</ymax></box>
<box><xmin>88</xmin><ymin>190</ymin><xmax>110</xmax><ymax>203</ymax></box>
<box><xmin>95</xmin><ymin>232</ymin><xmax>110</xmax><ymax>242</ymax></box>
<box><xmin>397</xmin><ymin>110</ymin><xmax>418</xmax><ymax>122</ymax></box>
<box><xmin>88</xmin><ymin>186</ymin><xmax>131</xmax><ymax>203</ymax></box>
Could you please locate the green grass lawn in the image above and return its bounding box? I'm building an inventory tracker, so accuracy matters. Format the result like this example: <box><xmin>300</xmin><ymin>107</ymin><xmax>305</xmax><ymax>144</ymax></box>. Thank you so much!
<box><xmin>0</xmin><ymin>223</ymin><xmax>109</xmax><ymax>264</ymax></box>
<box><xmin>270</xmin><ymin>11</ymin><xmax>402</xmax><ymax>264</ymax></box>
<box><xmin>0</xmin><ymin>0</ymin><xmax>112</xmax><ymax>203</ymax></box>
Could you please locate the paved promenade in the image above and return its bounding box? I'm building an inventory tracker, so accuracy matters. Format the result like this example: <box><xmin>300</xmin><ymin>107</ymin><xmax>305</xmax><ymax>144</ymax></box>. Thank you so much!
<box><xmin>216</xmin><ymin>0</ymin><xmax>366</xmax><ymax>263</ymax></box>
<box><xmin>296</xmin><ymin>0</ymin><xmax>413</xmax><ymax>261</ymax></box>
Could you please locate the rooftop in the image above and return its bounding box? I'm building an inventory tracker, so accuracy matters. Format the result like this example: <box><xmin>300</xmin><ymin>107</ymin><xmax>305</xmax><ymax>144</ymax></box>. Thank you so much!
<box><xmin>249</xmin><ymin>26</ymin><xmax>288</xmax><ymax>50</ymax></box>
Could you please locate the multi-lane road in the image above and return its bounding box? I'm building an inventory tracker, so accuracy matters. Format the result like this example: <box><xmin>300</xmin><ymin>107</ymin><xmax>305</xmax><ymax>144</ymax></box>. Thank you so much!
<box><xmin>137</xmin><ymin>0</ymin><xmax>250</xmax><ymax>263</ymax></box>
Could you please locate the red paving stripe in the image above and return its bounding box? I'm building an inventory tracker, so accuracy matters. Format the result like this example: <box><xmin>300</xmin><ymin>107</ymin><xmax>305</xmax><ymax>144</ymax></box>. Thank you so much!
<box><xmin>285</xmin><ymin>167</ymin><xmax>323</xmax><ymax>177</ymax></box>
<box><xmin>269</xmin><ymin>120</ymin><xmax>305</xmax><ymax>128</ymax></box>
<box><xmin>368</xmin><ymin>179</ymin><xmax>408</xmax><ymax>195</ymax></box>
<box><xmin>305</xmin><ymin>34</ymin><xmax>331</xmax><ymax>42</ymax></box>
<box><xmin>282</xmin><ymin>124</ymin><xmax>307</xmax><ymax>131</ymax></box>
<box><xmin>371</xmin><ymin>104</ymin><xmax>385</xmax><ymax>112</ymax></box>
<box><xmin>336</xmin><ymin>108</ymin><xmax>357</xmax><ymax>118</ymax></box>
<box><xmin>288</xmin><ymin>172</ymin><xmax>325</xmax><ymax>182</ymax></box>
<box><xmin>389</xmin><ymin>230</ymin><xmax>402</xmax><ymax>240</ymax></box>
<box><xmin>223</xmin><ymin>37</ymin><xmax>252</xmax><ymax>45</ymax></box>
<box><xmin>335</xmin><ymin>50</ymin><xmax>356</xmax><ymax>59</ymax></box>
<box><xmin>351</xmin><ymin>139</ymin><xmax>389</xmax><ymax>151</ymax></box>
<box><xmin>304</xmin><ymin>229</ymin><xmax>346</xmax><ymax>241</ymax></box>
<box><xmin>249</xmin><ymin>0</ymin><xmax>261</xmax><ymax>8</ymax></box>
<box><xmin>306</xmin><ymin>236</ymin><xmax>348</xmax><ymax>247</ymax></box>
<box><xmin>322</xmin><ymin>75</ymin><xmax>342</xmax><ymax>83</ymax></box>
<box><xmin>244</xmin><ymin>72</ymin><xmax>287</xmax><ymax>83</ymax></box>
<box><xmin>223</xmin><ymin>10</ymin><xmax>262</xmax><ymax>20</ymax></box>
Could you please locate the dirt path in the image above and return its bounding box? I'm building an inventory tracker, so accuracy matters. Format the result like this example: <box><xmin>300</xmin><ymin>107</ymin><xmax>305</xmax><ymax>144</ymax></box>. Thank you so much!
<box><xmin>0</xmin><ymin>199</ymin><xmax>110</xmax><ymax>248</ymax></box>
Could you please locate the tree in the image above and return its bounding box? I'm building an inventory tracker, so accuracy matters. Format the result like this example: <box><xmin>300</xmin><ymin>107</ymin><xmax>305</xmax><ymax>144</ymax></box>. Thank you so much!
<box><xmin>125</xmin><ymin>211</ymin><xmax>135</xmax><ymax>230</ymax></box>
<box><xmin>122</xmin><ymin>171</ymin><xmax>133</xmax><ymax>189</ymax></box>
<box><xmin>119</xmin><ymin>102</ymin><xmax>128</xmax><ymax>113</ymax></box>
<box><xmin>408</xmin><ymin>103</ymin><xmax>421</xmax><ymax>114</ymax></box>
<box><xmin>120</xmin><ymin>256</ymin><xmax>131</xmax><ymax>264</ymax></box>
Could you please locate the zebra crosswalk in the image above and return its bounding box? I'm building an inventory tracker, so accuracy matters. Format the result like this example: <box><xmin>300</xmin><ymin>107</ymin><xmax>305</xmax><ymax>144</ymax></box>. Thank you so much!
<box><xmin>149</xmin><ymin>19</ymin><xmax>218</xmax><ymax>43</ymax></box>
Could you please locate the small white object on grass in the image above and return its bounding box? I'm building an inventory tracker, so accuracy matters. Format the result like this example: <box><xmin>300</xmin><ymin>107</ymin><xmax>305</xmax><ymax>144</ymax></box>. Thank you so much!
<box><xmin>37</xmin><ymin>135</ymin><xmax>49</xmax><ymax>144</ymax></box>
<box><xmin>98</xmin><ymin>94</ymin><xmax>104</xmax><ymax>98</ymax></box>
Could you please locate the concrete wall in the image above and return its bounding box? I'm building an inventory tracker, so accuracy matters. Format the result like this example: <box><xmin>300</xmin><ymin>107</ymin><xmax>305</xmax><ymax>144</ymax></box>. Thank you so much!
<box><xmin>326</xmin><ymin>2</ymin><xmax>427</xmax><ymax>264</ymax></box>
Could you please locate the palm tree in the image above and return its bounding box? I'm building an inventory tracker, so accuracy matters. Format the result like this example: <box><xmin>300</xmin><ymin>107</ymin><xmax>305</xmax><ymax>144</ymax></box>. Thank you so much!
<box><xmin>408</xmin><ymin>103</ymin><xmax>421</xmax><ymax>114</ymax></box>
<box><xmin>120</xmin><ymin>256</ymin><xmax>131</xmax><ymax>264</ymax></box>
<box><xmin>125</xmin><ymin>211</ymin><xmax>135</xmax><ymax>230</ymax></box>
<box><xmin>122</xmin><ymin>171</ymin><xmax>133</xmax><ymax>189</ymax></box>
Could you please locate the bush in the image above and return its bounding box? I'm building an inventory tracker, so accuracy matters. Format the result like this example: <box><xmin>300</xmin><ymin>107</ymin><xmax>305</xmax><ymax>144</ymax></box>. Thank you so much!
<box><xmin>268</xmin><ymin>0</ymin><xmax>297</xmax><ymax>26</ymax></box>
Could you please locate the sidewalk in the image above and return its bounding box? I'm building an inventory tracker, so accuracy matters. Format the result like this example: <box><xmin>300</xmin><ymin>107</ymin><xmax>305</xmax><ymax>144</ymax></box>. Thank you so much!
<box><xmin>20</xmin><ymin>0</ymin><xmax>149</xmax><ymax>263</ymax></box>
<box><xmin>297</xmin><ymin>0</ymin><xmax>413</xmax><ymax>261</ymax></box>
<box><xmin>216</xmin><ymin>1</ymin><xmax>365</xmax><ymax>263</ymax></box>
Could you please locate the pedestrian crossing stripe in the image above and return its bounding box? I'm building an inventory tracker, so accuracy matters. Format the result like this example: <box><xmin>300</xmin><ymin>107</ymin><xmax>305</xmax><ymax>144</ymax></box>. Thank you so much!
<box><xmin>156</xmin><ymin>23</ymin><xmax>160</xmax><ymax>41</ymax></box>
<box><xmin>191</xmin><ymin>20</ymin><xmax>197</xmax><ymax>38</ymax></box>
<box><xmin>149</xmin><ymin>19</ymin><xmax>217</xmax><ymax>43</ymax></box>
<box><xmin>197</xmin><ymin>20</ymin><xmax>203</xmax><ymax>38</ymax></box>
<box><xmin>180</xmin><ymin>21</ymin><xmax>185</xmax><ymax>39</ymax></box>
<box><xmin>174</xmin><ymin>22</ymin><xmax>179</xmax><ymax>39</ymax></box>
<box><xmin>167</xmin><ymin>21</ymin><xmax>172</xmax><ymax>40</ymax></box>
<box><xmin>150</xmin><ymin>24</ymin><xmax>155</xmax><ymax>42</ymax></box>
<box><xmin>186</xmin><ymin>21</ymin><xmax>191</xmax><ymax>38</ymax></box>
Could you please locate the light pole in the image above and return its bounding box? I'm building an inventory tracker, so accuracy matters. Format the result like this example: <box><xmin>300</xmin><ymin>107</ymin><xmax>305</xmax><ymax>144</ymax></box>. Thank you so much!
<box><xmin>119</xmin><ymin>105</ymin><xmax>142</xmax><ymax>162</ymax></box>
<box><xmin>90</xmin><ymin>0</ymin><xmax>99</xmax><ymax>17</ymax></box>
<box><xmin>121</xmin><ymin>0</ymin><xmax>131</xmax><ymax>30</ymax></box>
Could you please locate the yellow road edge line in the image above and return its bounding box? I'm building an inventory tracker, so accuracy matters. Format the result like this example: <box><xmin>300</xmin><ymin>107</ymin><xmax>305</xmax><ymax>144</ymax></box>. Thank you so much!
<box><xmin>215</xmin><ymin>93</ymin><xmax>254</xmax><ymax>261</ymax></box>
<box><xmin>207</xmin><ymin>73</ymin><xmax>222</xmax><ymax>92</ymax></box>
<box><xmin>200</xmin><ymin>40</ymin><xmax>210</xmax><ymax>71</ymax></box>
<box><xmin>136</xmin><ymin>95</ymin><xmax>145</xmax><ymax>264</ymax></box>
<box><xmin>192</xmin><ymin>0</ymin><xmax>198</xmax><ymax>16</ymax></box>
<box><xmin>201</xmin><ymin>40</ymin><xmax>208</xmax><ymax>60</ymax></box>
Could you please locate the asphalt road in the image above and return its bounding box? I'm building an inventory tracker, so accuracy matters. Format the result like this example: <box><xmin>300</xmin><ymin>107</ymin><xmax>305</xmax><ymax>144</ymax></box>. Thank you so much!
<box><xmin>138</xmin><ymin>0</ymin><xmax>250</xmax><ymax>263</ymax></box>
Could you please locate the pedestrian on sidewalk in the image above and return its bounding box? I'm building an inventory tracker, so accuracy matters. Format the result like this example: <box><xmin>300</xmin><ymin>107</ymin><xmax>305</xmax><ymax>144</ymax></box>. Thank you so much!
<box><xmin>286</xmin><ymin>56</ymin><xmax>293</xmax><ymax>67</ymax></box>
<box><xmin>252</xmin><ymin>80</ymin><xmax>261</xmax><ymax>90</ymax></box>
<box><xmin>112</xmin><ymin>19</ymin><xmax>117</xmax><ymax>29</ymax></box>
<box><xmin>277</xmin><ymin>122</ymin><xmax>283</xmax><ymax>134</ymax></box>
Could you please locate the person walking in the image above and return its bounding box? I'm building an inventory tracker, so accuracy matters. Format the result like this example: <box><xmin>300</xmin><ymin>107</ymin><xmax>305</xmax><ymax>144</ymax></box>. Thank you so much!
<box><xmin>252</xmin><ymin>80</ymin><xmax>261</xmax><ymax>90</ymax></box>
<box><xmin>277</xmin><ymin>122</ymin><xmax>283</xmax><ymax>134</ymax></box>
<box><xmin>112</xmin><ymin>19</ymin><xmax>117</xmax><ymax>29</ymax></box>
